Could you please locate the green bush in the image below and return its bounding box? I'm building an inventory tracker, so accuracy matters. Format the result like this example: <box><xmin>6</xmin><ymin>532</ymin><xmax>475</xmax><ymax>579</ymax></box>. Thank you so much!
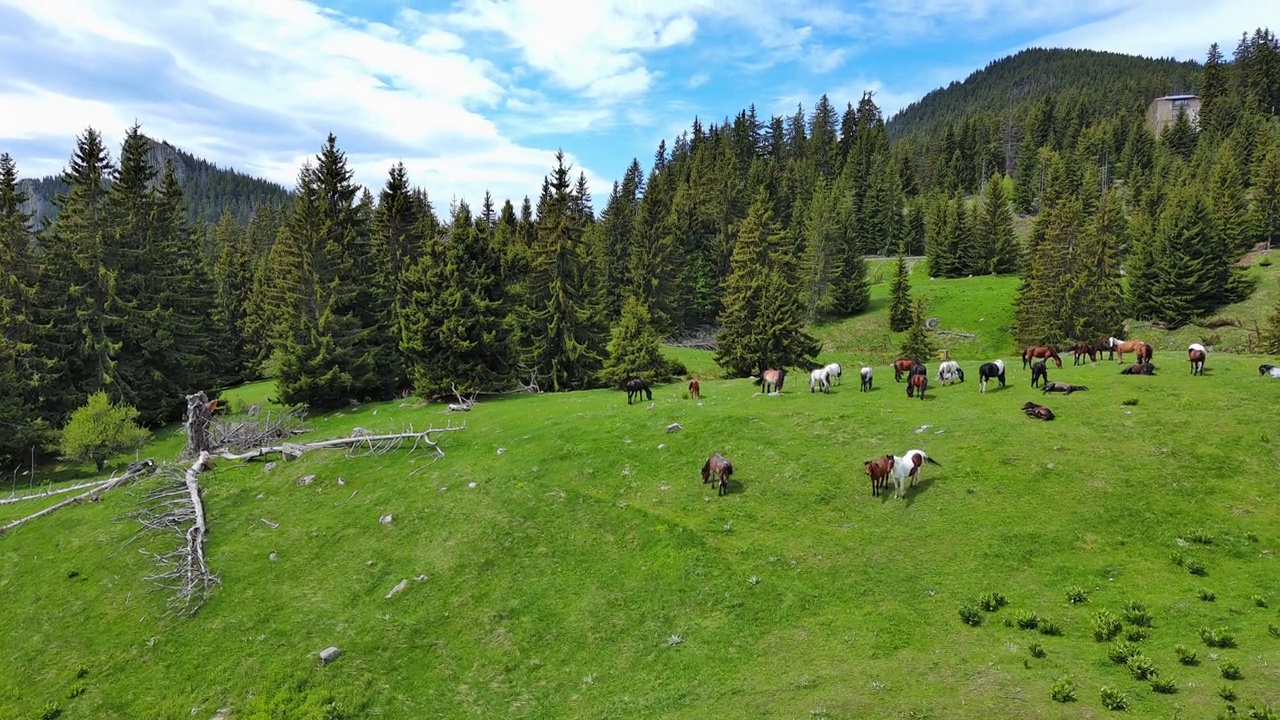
<box><xmin>1122</xmin><ymin>600</ymin><xmax>1153</xmax><ymax>627</ymax></box>
<box><xmin>1220</xmin><ymin>659</ymin><xmax>1243</xmax><ymax>680</ymax></box>
<box><xmin>958</xmin><ymin>604</ymin><xmax>983</xmax><ymax>627</ymax></box>
<box><xmin>1126</xmin><ymin>627</ymin><xmax>1149</xmax><ymax>642</ymax></box>
<box><xmin>1108</xmin><ymin>641</ymin><xmax>1141</xmax><ymax>664</ymax></box>
<box><xmin>1199</xmin><ymin>589</ymin><xmax>1217</xmax><ymax>602</ymax></box>
<box><xmin>1200</xmin><ymin>627</ymin><xmax>1237</xmax><ymax>648</ymax></box>
<box><xmin>1126</xmin><ymin>653</ymin><xmax>1157</xmax><ymax>680</ymax></box>
<box><xmin>1186</xmin><ymin>559</ymin><xmax>1208</xmax><ymax>576</ymax></box>
<box><xmin>1093</xmin><ymin>611</ymin><xmax>1122</xmax><ymax>642</ymax></box>
<box><xmin>1220</xmin><ymin>684</ymin><xmax>1238</xmax><ymax>701</ymax></box>
<box><xmin>1175</xmin><ymin>644</ymin><xmax>1198</xmax><ymax>665</ymax></box>
<box><xmin>1015</xmin><ymin>610</ymin><xmax>1042</xmax><ymax>630</ymax></box>
<box><xmin>978</xmin><ymin>591</ymin><xmax>1008</xmax><ymax>611</ymax></box>
<box><xmin>1150</xmin><ymin>676</ymin><xmax>1178</xmax><ymax>694</ymax></box>
<box><xmin>1100</xmin><ymin>686</ymin><xmax>1128</xmax><ymax>710</ymax></box>
<box><xmin>1028</xmin><ymin>642</ymin><xmax>1046</xmax><ymax>658</ymax></box>
<box><xmin>1050</xmin><ymin>675</ymin><xmax>1076</xmax><ymax>703</ymax></box>
<box><xmin>1039</xmin><ymin>619</ymin><xmax>1063</xmax><ymax>636</ymax></box>
<box><xmin>56</xmin><ymin>392</ymin><xmax>150</xmax><ymax>472</ymax></box>
<box><xmin>1252</xmin><ymin>595</ymin><xmax>1267</xmax><ymax>608</ymax></box>
<box><xmin>1065</xmin><ymin>586</ymin><xmax>1089</xmax><ymax>604</ymax></box>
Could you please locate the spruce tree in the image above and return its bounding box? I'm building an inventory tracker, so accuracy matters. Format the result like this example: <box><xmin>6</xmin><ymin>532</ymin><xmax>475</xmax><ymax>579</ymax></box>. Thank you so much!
<box><xmin>210</xmin><ymin>210</ymin><xmax>256</xmax><ymax>383</ymax></box>
<box><xmin>371</xmin><ymin>163</ymin><xmax>424</xmax><ymax>393</ymax></box>
<box><xmin>600</xmin><ymin>295</ymin><xmax>682</xmax><ymax>386</ymax></box>
<box><xmin>983</xmin><ymin>174</ymin><xmax>1019</xmax><ymax>274</ymax></box>
<box><xmin>899</xmin><ymin>298</ymin><xmax>935</xmax><ymax>362</ymax></box>
<box><xmin>1252</xmin><ymin>136</ymin><xmax>1280</xmax><ymax>250</ymax></box>
<box><xmin>1069</xmin><ymin>188</ymin><xmax>1127</xmax><ymax>341</ymax></box>
<box><xmin>0</xmin><ymin>154</ymin><xmax>49</xmax><ymax>455</ymax></box>
<box><xmin>1011</xmin><ymin>197</ymin><xmax>1083</xmax><ymax>347</ymax></box>
<box><xmin>714</xmin><ymin>189</ymin><xmax>819</xmax><ymax>376</ymax></box>
<box><xmin>1259</xmin><ymin>279</ymin><xmax>1280</xmax><ymax>354</ymax></box>
<box><xmin>628</xmin><ymin>168</ymin><xmax>680</xmax><ymax>335</ymax></box>
<box><xmin>799</xmin><ymin>179</ymin><xmax>843</xmax><ymax>319</ymax></box>
<box><xmin>888</xmin><ymin>250</ymin><xmax>913</xmax><ymax>332</ymax></box>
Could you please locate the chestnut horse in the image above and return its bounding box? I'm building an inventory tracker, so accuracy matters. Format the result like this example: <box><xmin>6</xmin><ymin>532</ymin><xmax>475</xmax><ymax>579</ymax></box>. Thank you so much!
<box><xmin>1072</xmin><ymin>342</ymin><xmax>1094</xmax><ymax>365</ymax></box>
<box><xmin>907</xmin><ymin>373</ymin><xmax>928</xmax><ymax>400</ymax></box>
<box><xmin>758</xmin><ymin>368</ymin><xmax>786</xmax><ymax>394</ymax></box>
<box><xmin>1109</xmin><ymin>337</ymin><xmax>1152</xmax><ymax>364</ymax></box>
<box><xmin>688</xmin><ymin>378</ymin><xmax>701</xmax><ymax>399</ymax></box>
<box><xmin>1022</xmin><ymin>401</ymin><xmax>1055</xmax><ymax>420</ymax></box>
<box><xmin>864</xmin><ymin>454</ymin><xmax>894</xmax><ymax>496</ymax></box>
<box><xmin>892</xmin><ymin>358</ymin><xmax>923</xmax><ymax>382</ymax></box>
<box><xmin>1023</xmin><ymin>346</ymin><xmax>1062</xmax><ymax>369</ymax></box>
<box><xmin>1188</xmin><ymin>344</ymin><xmax>1206</xmax><ymax>376</ymax></box>
<box><xmin>701</xmin><ymin>453</ymin><xmax>733</xmax><ymax>496</ymax></box>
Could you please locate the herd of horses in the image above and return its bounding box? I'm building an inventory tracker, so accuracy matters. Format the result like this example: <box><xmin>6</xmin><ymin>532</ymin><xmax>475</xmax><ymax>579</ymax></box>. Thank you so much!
<box><xmin>618</xmin><ymin>335</ymin><xmax>1277</xmax><ymax>501</ymax></box>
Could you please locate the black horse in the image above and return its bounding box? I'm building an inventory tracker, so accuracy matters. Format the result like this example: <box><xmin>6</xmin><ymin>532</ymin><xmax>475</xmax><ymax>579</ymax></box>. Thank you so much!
<box><xmin>1030</xmin><ymin>360</ymin><xmax>1049</xmax><ymax>388</ymax></box>
<box><xmin>977</xmin><ymin>361</ymin><xmax>1005</xmax><ymax>394</ymax></box>
<box><xmin>623</xmin><ymin>378</ymin><xmax>653</xmax><ymax>404</ymax></box>
<box><xmin>1120</xmin><ymin>362</ymin><xmax>1156</xmax><ymax>376</ymax></box>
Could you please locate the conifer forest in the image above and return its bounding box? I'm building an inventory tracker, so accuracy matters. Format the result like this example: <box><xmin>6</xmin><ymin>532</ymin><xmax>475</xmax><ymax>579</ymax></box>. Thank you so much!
<box><xmin>4</xmin><ymin>35</ymin><xmax>1280</xmax><ymax>466</ymax></box>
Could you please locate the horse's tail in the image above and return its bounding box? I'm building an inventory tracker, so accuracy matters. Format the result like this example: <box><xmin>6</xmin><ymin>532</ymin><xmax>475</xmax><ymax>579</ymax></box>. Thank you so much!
<box><xmin>924</xmin><ymin>456</ymin><xmax>942</xmax><ymax>468</ymax></box>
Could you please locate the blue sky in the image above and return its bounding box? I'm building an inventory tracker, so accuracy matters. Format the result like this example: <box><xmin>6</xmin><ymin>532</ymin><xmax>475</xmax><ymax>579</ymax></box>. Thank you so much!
<box><xmin>1</xmin><ymin>1</ymin><xmax>1276</xmax><ymax>212</ymax></box>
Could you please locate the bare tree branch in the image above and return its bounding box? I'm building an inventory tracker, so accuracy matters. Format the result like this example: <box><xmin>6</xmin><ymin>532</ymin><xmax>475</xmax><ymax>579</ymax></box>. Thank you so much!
<box><xmin>0</xmin><ymin>460</ymin><xmax>155</xmax><ymax>536</ymax></box>
<box><xmin>215</xmin><ymin>422</ymin><xmax>466</xmax><ymax>462</ymax></box>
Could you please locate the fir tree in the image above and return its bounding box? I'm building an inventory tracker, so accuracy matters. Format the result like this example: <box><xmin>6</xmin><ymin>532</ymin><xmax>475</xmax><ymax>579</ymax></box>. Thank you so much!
<box><xmin>888</xmin><ymin>250</ymin><xmax>913</xmax><ymax>332</ymax></box>
<box><xmin>799</xmin><ymin>179</ymin><xmax>844</xmax><ymax>319</ymax></box>
<box><xmin>981</xmin><ymin>174</ymin><xmax>1019</xmax><ymax>274</ymax></box>
<box><xmin>371</xmin><ymin>163</ymin><xmax>425</xmax><ymax>393</ymax></box>
<box><xmin>0</xmin><ymin>154</ymin><xmax>49</xmax><ymax>455</ymax></box>
<box><xmin>600</xmin><ymin>295</ymin><xmax>683</xmax><ymax>386</ymax></box>
<box><xmin>1253</xmin><ymin>135</ymin><xmax>1280</xmax><ymax>250</ymax></box>
<box><xmin>1259</xmin><ymin>279</ymin><xmax>1280</xmax><ymax>354</ymax></box>
<box><xmin>1012</xmin><ymin>197</ymin><xmax>1084</xmax><ymax>347</ymax></box>
<box><xmin>899</xmin><ymin>298</ymin><xmax>935</xmax><ymax>362</ymax></box>
<box><xmin>714</xmin><ymin>189</ymin><xmax>819</xmax><ymax>376</ymax></box>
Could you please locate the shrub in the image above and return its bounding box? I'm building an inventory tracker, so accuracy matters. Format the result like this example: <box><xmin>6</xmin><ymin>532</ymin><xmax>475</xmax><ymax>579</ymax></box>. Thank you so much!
<box><xmin>1039</xmin><ymin>619</ymin><xmax>1063</xmax><ymax>636</ymax></box>
<box><xmin>1126</xmin><ymin>653</ymin><xmax>1158</xmax><ymax>680</ymax></box>
<box><xmin>66</xmin><ymin>683</ymin><xmax>85</xmax><ymax>699</ymax></box>
<box><xmin>1186</xmin><ymin>559</ymin><xmax>1208</xmax><ymax>576</ymax></box>
<box><xmin>1245</xmin><ymin>531</ymin><xmax>1259</xmax><ymax>542</ymax></box>
<box><xmin>1247</xmin><ymin>703</ymin><xmax>1278</xmax><ymax>720</ymax></box>
<box><xmin>1175</xmin><ymin>644</ymin><xmax>1198</xmax><ymax>665</ymax></box>
<box><xmin>1220</xmin><ymin>659</ymin><xmax>1243</xmax><ymax>680</ymax></box>
<box><xmin>1150</xmin><ymin>676</ymin><xmax>1178</xmax><ymax>694</ymax></box>
<box><xmin>1201</xmin><ymin>627</ymin><xmax>1237</xmax><ymax>648</ymax></box>
<box><xmin>1050</xmin><ymin>675</ymin><xmax>1076</xmax><ymax>703</ymax></box>
<box><xmin>74</xmin><ymin>666</ymin><xmax>88</xmax><ymax>680</ymax></box>
<box><xmin>1015</xmin><ymin>610</ymin><xmax>1042</xmax><ymax>630</ymax></box>
<box><xmin>1260</xmin><ymin>257</ymin><xmax>1273</xmax><ymax>267</ymax></box>
<box><xmin>1126</xmin><ymin>627</ymin><xmax>1149</xmax><ymax>642</ymax></box>
<box><xmin>1093</xmin><ymin>611</ymin><xmax>1123</xmax><ymax>642</ymax></box>
<box><xmin>1109</xmin><ymin>641</ymin><xmax>1141</xmax><ymax>664</ymax></box>
<box><xmin>1170</xmin><ymin>551</ymin><xmax>1186</xmax><ymax>567</ymax></box>
<box><xmin>1188</xmin><ymin>529</ymin><xmax>1215</xmax><ymax>544</ymax></box>
<box><xmin>1269</xmin><ymin>624</ymin><xmax>1280</xmax><ymax>639</ymax></box>
<box><xmin>1065</xmin><ymin>586</ymin><xmax>1089</xmax><ymax>604</ymax></box>
<box><xmin>1199</xmin><ymin>589</ymin><xmax>1217</xmax><ymax>602</ymax></box>
<box><xmin>1028</xmin><ymin>642</ymin><xmax>1046</xmax><ymax>658</ymax></box>
<box><xmin>1252</xmin><ymin>595</ymin><xmax>1268</xmax><ymax>608</ymax></box>
<box><xmin>56</xmin><ymin>391</ymin><xmax>150</xmax><ymax>472</ymax></box>
<box><xmin>979</xmin><ymin>591</ymin><xmax>1009</xmax><ymax>612</ymax></box>
<box><xmin>41</xmin><ymin>702</ymin><xmax>61</xmax><ymax>720</ymax></box>
<box><xmin>1220</xmin><ymin>684</ymin><xmax>1238</xmax><ymax>701</ymax></box>
<box><xmin>1100</xmin><ymin>686</ymin><xmax>1129</xmax><ymax>710</ymax></box>
<box><xmin>958</xmin><ymin>604</ymin><xmax>983</xmax><ymax>627</ymax></box>
<box><xmin>1121</xmin><ymin>398</ymin><xmax>1139</xmax><ymax>406</ymax></box>
<box><xmin>1122</xmin><ymin>600</ymin><xmax>1154</xmax><ymax>628</ymax></box>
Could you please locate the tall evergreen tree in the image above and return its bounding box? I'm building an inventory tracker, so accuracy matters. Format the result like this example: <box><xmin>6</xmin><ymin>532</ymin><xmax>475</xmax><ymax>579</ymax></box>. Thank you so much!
<box><xmin>1068</xmin><ymin>188</ymin><xmax>1127</xmax><ymax>341</ymax></box>
<box><xmin>1252</xmin><ymin>135</ymin><xmax>1280</xmax><ymax>250</ymax></box>
<box><xmin>899</xmin><ymin>298</ymin><xmax>935</xmax><ymax>362</ymax></box>
<box><xmin>714</xmin><ymin>189</ymin><xmax>819</xmax><ymax>376</ymax></box>
<box><xmin>980</xmin><ymin>174</ymin><xmax>1019</xmax><ymax>274</ymax></box>
<box><xmin>371</xmin><ymin>163</ymin><xmax>424</xmax><ymax>393</ymax></box>
<box><xmin>1011</xmin><ymin>196</ymin><xmax>1084</xmax><ymax>346</ymax></box>
<box><xmin>600</xmin><ymin>295</ymin><xmax>682</xmax><ymax>386</ymax></box>
<box><xmin>0</xmin><ymin>154</ymin><xmax>49</xmax><ymax>455</ymax></box>
<box><xmin>888</xmin><ymin>249</ymin><xmax>913</xmax><ymax>332</ymax></box>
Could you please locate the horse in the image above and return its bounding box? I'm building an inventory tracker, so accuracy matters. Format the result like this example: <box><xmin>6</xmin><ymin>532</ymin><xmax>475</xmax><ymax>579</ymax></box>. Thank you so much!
<box><xmin>977</xmin><ymin>359</ymin><xmax>1005</xmax><ymax>394</ymax></box>
<box><xmin>1022</xmin><ymin>401</ymin><xmax>1055</xmax><ymax>420</ymax></box>
<box><xmin>824</xmin><ymin>362</ymin><xmax>843</xmax><ymax>386</ymax></box>
<box><xmin>809</xmin><ymin>367</ymin><xmax>831</xmax><ymax>394</ymax></box>
<box><xmin>889</xmin><ymin>449</ymin><xmax>941</xmax><ymax>499</ymax></box>
<box><xmin>1092</xmin><ymin>337</ymin><xmax>1116</xmax><ymax>360</ymax></box>
<box><xmin>1110</xmin><ymin>337</ymin><xmax>1152</xmax><ymax>364</ymax></box>
<box><xmin>1187</xmin><ymin>344</ymin><xmax>1206</xmax><ymax>376</ymax></box>
<box><xmin>1042</xmin><ymin>381</ymin><xmax>1088</xmax><ymax>395</ymax></box>
<box><xmin>1023</xmin><ymin>346</ymin><xmax>1062</xmax><ymax>369</ymax></box>
<box><xmin>864</xmin><ymin>455</ymin><xmax>894</xmax><ymax>497</ymax></box>
<box><xmin>1072</xmin><ymin>341</ymin><xmax>1095</xmax><ymax>366</ymax></box>
<box><xmin>701</xmin><ymin>453</ymin><xmax>734</xmax><ymax>496</ymax></box>
<box><xmin>936</xmin><ymin>360</ymin><xmax>964</xmax><ymax>386</ymax></box>
<box><xmin>688</xmin><ymin>378</ymin><xmax>701</xmax><ymax>399</ymax></box>
<box><xmin>1120</xmin><ymin>362</ymin><xmax>1156</xmax><ymax>375</ymax></box>
<box><xmin>623</xmin><ymin>378</ymin><xmax>652</xmax><ymax>404</ymax></box>
<box><xmin>1261</xmin><ymin>364</ymin><xmax>1280</xmax><ymax>379</ymax></box>
<box><xmin>758</xmin><ymin>368</ymin><xmax>786</xmax><ymax>394</ymax></box>
<box><xmin>860</xmin><ymin>366</ymin><xmax>873</xmax><ymax>392</ymax></box>
<box><xmin>892</xmin><ymin>358</ymin><xmax>921</xmax><ymax>383</ymax></box>
<box><xmin>906</xmin><ymin>373</ymin><xmax>928</xmax><ymax>400</ymax></box>
<box><xmin>1030</xmin><ymin>360</ymin><xmax>1049</xmax><ymax>388</ymax></box>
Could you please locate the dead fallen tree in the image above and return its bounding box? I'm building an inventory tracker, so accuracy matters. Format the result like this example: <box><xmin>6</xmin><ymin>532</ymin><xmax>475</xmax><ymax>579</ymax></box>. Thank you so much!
<box><xmin>1</xmin><ymin>476</ymin><xmax>119</xmax><ymax>506</ymax></box>
<box><xmin>0</xmin><ymin>460</ymin><xmax>155</xmax><ymax>537</ymax></box>
<box><xmin>216</xmin><ymin>421</ymin><xmax>466</xmax><ymax>463</ymax></box>
<box><xmin>129</xmin><ymin>451</ymin><xmax>219</xmax><ymax>617</ymax></box>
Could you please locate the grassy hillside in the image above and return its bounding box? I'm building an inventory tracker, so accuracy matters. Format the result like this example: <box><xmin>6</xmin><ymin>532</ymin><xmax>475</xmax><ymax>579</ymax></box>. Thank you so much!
<box><xmin>3</xmin><ymin>340</ymin><xmax>1280</xmax><ymax>718</ymax></box>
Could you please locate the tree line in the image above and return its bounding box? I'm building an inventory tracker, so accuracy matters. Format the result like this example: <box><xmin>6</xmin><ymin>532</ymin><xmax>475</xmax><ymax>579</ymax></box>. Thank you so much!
<box><xmin>4</xmin><ymin>30</ymin><xmax>1280</xmax><ymax>468</ymax></box>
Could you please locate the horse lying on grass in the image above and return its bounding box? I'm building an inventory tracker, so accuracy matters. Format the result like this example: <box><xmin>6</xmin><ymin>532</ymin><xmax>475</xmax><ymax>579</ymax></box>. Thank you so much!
<box><xmin>1120</xmin><ymin>362</ymin><xmax>1156</xmax><ymax>375</ymax></box>
<box><xmin>1022</xmin><ymin>402</ymin><xmax>1055</xmax><ymax>420</ymax></box>
<box><xmin>1261</xmin><ymin>364</ymin><xmax>1280</xmax><ymax>379</ymax></box>
<box><xmin>1042</xmin><ymin>382</ymin><xmax>1088</xmax><ymax>395</ymax></box>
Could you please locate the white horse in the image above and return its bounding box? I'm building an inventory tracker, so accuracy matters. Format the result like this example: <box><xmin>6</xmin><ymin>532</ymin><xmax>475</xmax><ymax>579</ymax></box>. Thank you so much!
<box><xmin>860</xmin><ymin>366</ymin><xmax>873</xmax><ymax>392</ymax></box>
<box><xmin>936</xmin><ymin>360</ymin><xmax>964</xmax><ymax>386</ymax></box>
<box><xmin>889</xmin><ymin>449</ymin><xmax>942</xmax><ymax>499</ymax></box>
<box><xmin>1261</xmin><ymin>364</ymin><xmax>1280</xmax><ymax>379</ymax></box>
<box><xmin>823</xmin><ymin>362</ymin><xmax>843</xmax><ymax>385</ymax></box>
<box><xmin>809</xmin><ymin>367</ymin><xmax>831</xmax><ymax>394</ymax></box>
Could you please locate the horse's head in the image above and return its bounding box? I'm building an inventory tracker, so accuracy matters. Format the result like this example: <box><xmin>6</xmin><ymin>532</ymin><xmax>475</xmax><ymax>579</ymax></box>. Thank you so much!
<box><xmin>701</xmin><ymin>458</ymin><xmax>712</xmax><ymax>483</ymax></box>
<box><xmin>1260</xmin><ymin>364</ymin><xmax>1275</xmax><ymax>376</ymax></box>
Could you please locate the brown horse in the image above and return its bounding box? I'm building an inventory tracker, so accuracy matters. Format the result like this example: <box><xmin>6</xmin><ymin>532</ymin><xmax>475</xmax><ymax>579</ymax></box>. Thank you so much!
<box><xmin>907</xmin><ymin>373</ymin><xmax>928</xmax><ymax>400</ymax></box>
<box><xmin>1042</xmin><ymin>381</ymin><xmax>1088</xmax><ymax>395</ymax></box>
<box><xmin>688</xmin><ymin>378</ymin><xmax>701</xmax><ymax>399</ymax></box>
<box><xmin>865</xmin><ymin>455</ymin><xmax>894</xmax><ymax>497</ymax></box>
<box><xmin>702</xmin><ymin>453</ymin><xmax>733</xmax><ymax>496</ymax></box>
<box><xmin>1030</xmin><ymin>360</ymin><xmax>1049</xmax><ymax>388</ymax></box>
<box><xmin>758</xmin><ymin>368</ymin><xmax>786</xmax><ymax>394</ymax></box>
<box><xmin>1023</xmin><ymin>346</ymin><xmax>1062</xmax><ymax>369</ymax></box>
<box><xmin>1022</xmin><ymin>401</ymin><xmax>1055</xmax><ymax>420</ymax></box>
<box><xmin>1120</xmin><ymin>362</ymin><xmax>1156</xmax><ymax>375</ymax></box>
<box><xmin>1188</xmin><ymin>345</ymin><xmax>1206</xmax><ymax>376</ymax></box>
<box><xmin>892</xmin><ymin>358</ymin><xmax>923</xmax><ymax>382</ymax></box>
<box><xmin>1110</xmin><ymin>337</ymin><xmax>1152</xmax><ymax>364</ymax></box>
<box><xmin>1072</xmin><ymin>342</ymin><xmax>1095</xmax><ymax>366</ymax></box>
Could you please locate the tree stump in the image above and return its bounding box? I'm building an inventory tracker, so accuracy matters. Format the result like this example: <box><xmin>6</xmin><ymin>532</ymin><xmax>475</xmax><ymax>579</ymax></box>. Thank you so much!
<box><xmin>185</xmin><ymin>391</ymin><xmax>213</xmax><ymax>458</ymax></box>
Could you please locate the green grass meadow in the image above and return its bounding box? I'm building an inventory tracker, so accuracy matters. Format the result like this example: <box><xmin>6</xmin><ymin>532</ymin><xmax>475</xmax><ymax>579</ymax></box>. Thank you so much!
<box><xmin>3</xmin><ymin>260</ymin><xmax>1280</xmax><ymax>719</ymax></box>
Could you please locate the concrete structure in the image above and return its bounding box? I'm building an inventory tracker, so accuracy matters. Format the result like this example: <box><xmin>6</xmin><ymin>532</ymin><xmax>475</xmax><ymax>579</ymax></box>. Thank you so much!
<box><xmin>1147</xmin><ymin>94</ymin><xmax>1200</xmax><ymax>133</ymax></box>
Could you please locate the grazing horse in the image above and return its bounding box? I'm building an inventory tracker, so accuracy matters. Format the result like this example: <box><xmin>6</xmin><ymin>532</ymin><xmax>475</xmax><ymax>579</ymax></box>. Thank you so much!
<box><xmin>701</xmin><ymin>453</ymin><xmax>734</xmax><ymax>496</ymax></box>
<box><xmin>1120</xmin><ymin>362</ymin><xmax>1156</xmax><ymax>375</ymax></box>
<box><xmin>864</xmin><ymin>454</ymin><xmax>894</xmax><ymax>496</ymax></box>
<box><xmin>906</xmin><ymin>373</ymin><xmax>928</xmax><ymax>400</ymax></box>
<box><xmin>1042</xmin><ymin>381</ymin><xmax>1088</xmax><ymax>395</ymax></box>
<box><xmin>977</xmin><ymin>359</ymin><xmax>1005</xmax><ymax>394</ymax></box>
<box><xmin>623</xmin><ymin>378</ymin><xmax>652</xmax><ymax>404</ymax></box>
<box><xmin>1092</xmin><ymin>337</ymin><xmax>1116</xmax><ymax>361</ymax></box>
<box><xmin>809</xmin><ymin>367</ymin><xmax>831</xmax><ymax>394</ymax></box>
<box><xmin>860</xmin><ymin>366</ymin><xmax>873</xmax><ymax>392</ymax></box>
<box><xmin>824</xmin><ymin>362</ymin><xmax>843</xmax><ymax>386</ymax></box>
<box><xmin>688</xmin><ymin>378</ymin><xmax>701</xmax><ymax>399</ymax></box>
<box><xmin>1030</xmin><ymin>360</ymin><xmax>1049</xmax><ymax>388</ymax></box>
<box><xmin>758</xmin><ymin>368</ymin><xmax>786</xmax><ymax>394</ymax></box>
<box><xmin>1022</xmin><ymin>402</ymin><xmax>1055</xmax><ymax>420</ymax></box>
<box><xmin>1072</xmin><ymin>341</ymin><xmax>1095</xmax><ymax>365</ymax></box>
<box><xmin>1110</xmin><ymin>337</ymin><xmax>1152</xmax><ymax>364</ymax></box>
<box><xmin>1023</xmin><ymin>346</ymin><xmax>1063</xmax><ymax>369</ymax></box>
<box><xmin>1261</xmin><ymin>364</ymin><xmax>1280</xmax><ymax>379</ymax></box>
<box><xmin>892</xmin><ymin>358</ymin><xmax>921</xmax><ymax>382</ymax></box>
<box><xmin>1187</xmin><ymin>344</ymin><xmax>1206</xmax><ymax>376</ymax></box>
<box><xmin>936</xmin><ymin>360</ymin><xmax>964</xmax><ymax>386</ymax></box>
<box><xmin>889</xmin><ymin>449</ymin><xmax>941</xmax><ymax>499</ymax></box>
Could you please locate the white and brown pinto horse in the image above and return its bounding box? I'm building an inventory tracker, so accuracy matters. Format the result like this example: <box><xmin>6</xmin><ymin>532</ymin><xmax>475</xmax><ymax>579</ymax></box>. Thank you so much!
<box><xmin>888</xmin><ymin>449</ymin><xmax>941</xmax><ymax>499</ymax></box>
<box><xmin>936</xmin><ymin>360</ymin><xmax>964</xmax><ymax>386</ymax></box>
<box><xmin>1188</xmin><ymin>343</ymin><xmax>1206</xmax><ymax>376</ymax></box>
<box><xmin>1110</xmin><ymin>337</ymin><xmax>1152</xmax><ymax>364</ymax></box>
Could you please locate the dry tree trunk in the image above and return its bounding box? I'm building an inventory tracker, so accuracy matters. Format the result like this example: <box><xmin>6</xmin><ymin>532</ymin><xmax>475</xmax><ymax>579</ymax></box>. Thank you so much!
<box><xmin>0</xmin><ymin>477</ymin><xmax>117</xmax><ymax>506</ymax></box>
<box><xmin>185</xmin><ymin>391</ymin><xmax>213</xmax><ymax>458</ymax></box>
<box><xmin>215</xmin><ymin>423</ymin><xmax>466</xmax><ymax>462</ymax></box>
<box><xmin>0</xmin><ymin>460</ymin><xmax>154</xmax><ymax>536</ymax></box>
<box><xmin>132</xmin><ymin>451</ymin><xmax>220</xmax><ymax>617</ymax></box>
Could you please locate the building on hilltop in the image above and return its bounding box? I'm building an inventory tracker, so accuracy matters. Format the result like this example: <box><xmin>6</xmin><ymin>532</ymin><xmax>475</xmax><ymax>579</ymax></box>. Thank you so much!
<box><xmin>1147</xmin><ymin>94</ymin><xmax>1200</xmax><ymax>133</ymax></box>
